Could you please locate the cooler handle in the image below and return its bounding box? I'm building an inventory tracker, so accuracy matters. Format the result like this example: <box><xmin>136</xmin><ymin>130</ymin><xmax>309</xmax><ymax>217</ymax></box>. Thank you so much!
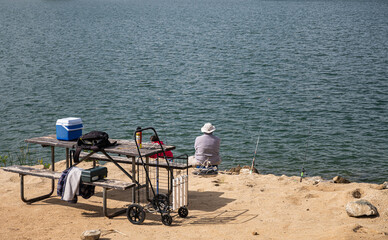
<box><xmin>61</xmin><ymin>125</ymin><xmax>83</xmax><ymax>131</ymax></box>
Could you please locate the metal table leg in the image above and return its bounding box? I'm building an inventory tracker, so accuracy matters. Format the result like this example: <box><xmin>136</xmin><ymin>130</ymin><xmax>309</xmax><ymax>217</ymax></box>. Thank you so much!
<box><xmin>20</xmin><ymin>146</ymin><xmax>56</xmax><ymax>204</ymax></box>
<box><xmin>102</xmin><ymin>188</ymin><xmax>126</xmax><ymax>218</ymax></box>
<box><xmin>20</xmin><ymin>175</ymin><xmax>55</xmax><ymax>204</ymax></box>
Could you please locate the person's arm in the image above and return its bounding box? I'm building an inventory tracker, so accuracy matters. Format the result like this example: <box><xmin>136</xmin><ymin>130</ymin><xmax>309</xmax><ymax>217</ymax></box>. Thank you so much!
<box><xmin>194</xmin><ymin>137</ymin><xmax>198</xmax><ymax>150</ymax></box>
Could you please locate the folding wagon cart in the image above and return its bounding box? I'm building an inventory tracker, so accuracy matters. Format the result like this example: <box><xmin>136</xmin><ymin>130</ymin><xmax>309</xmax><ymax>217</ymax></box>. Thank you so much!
<box><xmin>127</xmin><ymin>127</ymin><xmax>189</xmax><ymax>226</ymax></box>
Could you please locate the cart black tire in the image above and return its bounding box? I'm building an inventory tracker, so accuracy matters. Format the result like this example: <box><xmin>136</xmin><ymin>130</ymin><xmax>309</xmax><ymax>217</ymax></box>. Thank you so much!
<box><xmin>178</xmin><ymin>207</ymin><xmax>189</xmax><ymax>218</ymax></box>
<box><xmin>161</xmin><ymin>214</ymin><xmax>172</xmax><ymax>226</ymax></box>
<box><xmin>126</xmin><ymin>204</ymin><xmax>146</xmax><ymax>225</ymax></box>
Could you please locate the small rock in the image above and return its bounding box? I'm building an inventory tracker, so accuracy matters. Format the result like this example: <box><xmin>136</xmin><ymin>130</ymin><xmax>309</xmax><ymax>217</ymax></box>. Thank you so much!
<box><xmin>351</xmin><ymin>189</ymin><xmax>362</xmax><ymax>198</ymax></box>
<box><xmin>352</xmin><ymin>225</ymin><xmax>363</xmax><ymax>233</ymax></box>
<box><xmin>346</xmin><ymin>200</ymin><xmax>378</xmax><ymax>217</ymax></box>
<box><xmin>251</xmin><ymin>167</ymin><xmax>259</xmax><ymax>174</ymax></box>
<box><xmin>375</xmin><ymin>182</ymin><xmax>387</xmax><ymax>190</ymax></box>
<box><xmin>310</xmin><ymin>176</ymin><xmax>324</xmax><ymax>185</ymax></box>
<box><xmin>333</xmin><ymin>176</ymin><xmax>351</xmax><ymax>184</ymax></box>
<box><xmin>228</xmin><ymin>165</ymin><xmax>242</xmax><ymax>174</ymax></box>
<box><xmin>241</xmin><ymin>165</ymin><xmax>259</xmax><ymax>173</ymax></box>
<box><xmin>252</xmin><ymin>231</ymin><xmax>259</xmax><ymax>235</ymax></box>
<box><xmin>81</xmin><ymin>230</ymin><xmax>101</xmax><ymax>240</ymax></box>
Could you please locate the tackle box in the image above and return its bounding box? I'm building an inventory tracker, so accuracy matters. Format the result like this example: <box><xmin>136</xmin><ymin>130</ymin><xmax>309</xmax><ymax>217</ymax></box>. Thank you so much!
<box><xmin>81</xmin><ymin>166</ymin><xmax>107</xmax><ymax>183</ymax></box>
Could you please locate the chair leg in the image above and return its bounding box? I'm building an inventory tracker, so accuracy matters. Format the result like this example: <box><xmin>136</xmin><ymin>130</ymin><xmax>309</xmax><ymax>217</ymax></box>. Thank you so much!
<box><xmin>20</xmin><ymin>175</ymin><xmax>55</xmax><ymax>204</ymax></box>
<box><xmin>102</xmin><ymin>188</ymin><xmax>126</xmax><ymax>218</ymax></box>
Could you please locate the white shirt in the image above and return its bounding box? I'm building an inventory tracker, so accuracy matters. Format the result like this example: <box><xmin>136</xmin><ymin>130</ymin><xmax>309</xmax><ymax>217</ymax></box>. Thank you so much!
<box><xmin>194</xmin><ymin>133</ymin><xmax>221</xmax><ymax>165</ymax></box>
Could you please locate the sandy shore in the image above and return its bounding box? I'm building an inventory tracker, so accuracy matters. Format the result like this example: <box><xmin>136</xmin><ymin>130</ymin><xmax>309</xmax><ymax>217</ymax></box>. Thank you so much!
<box><xmin>0</xmin><ymin>160</ymin><xmax>387</xmax><ymax>240</ymax></box>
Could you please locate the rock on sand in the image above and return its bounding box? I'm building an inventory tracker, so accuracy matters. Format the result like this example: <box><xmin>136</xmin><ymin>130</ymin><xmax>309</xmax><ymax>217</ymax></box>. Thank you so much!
<box><xmin>346</xmin><ymin>200</ymin><xmax>379</xmax><ymax>217</ymax></box>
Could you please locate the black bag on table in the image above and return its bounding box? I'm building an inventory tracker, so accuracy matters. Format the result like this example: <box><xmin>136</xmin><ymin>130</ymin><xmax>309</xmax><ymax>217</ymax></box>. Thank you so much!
<box><xmin>73</xmin><ymin>131</ymin><xmax>117</xmax><ymax>163</ymax></box>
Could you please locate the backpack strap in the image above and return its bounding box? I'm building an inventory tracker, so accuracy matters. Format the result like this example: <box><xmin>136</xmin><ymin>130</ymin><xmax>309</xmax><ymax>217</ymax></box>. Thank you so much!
<box><xmin>73</xmin><ymin>147</ymin><xmax>82</xmax><ymax>163</ymax></box>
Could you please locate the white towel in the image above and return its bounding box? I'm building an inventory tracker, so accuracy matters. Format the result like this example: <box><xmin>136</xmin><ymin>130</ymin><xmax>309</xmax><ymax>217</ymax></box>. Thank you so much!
<box><xmin>63</xmin><ymin>167</ymin><xmax>84</xmax><ymax>201</ymax></box>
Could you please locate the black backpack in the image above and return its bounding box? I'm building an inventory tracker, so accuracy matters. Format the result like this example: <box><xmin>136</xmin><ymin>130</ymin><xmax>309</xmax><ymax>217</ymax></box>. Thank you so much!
<box><xmin>73</xmin><ymin>131</ymin><xmax>117</xmax><ymax>163</ymax></box>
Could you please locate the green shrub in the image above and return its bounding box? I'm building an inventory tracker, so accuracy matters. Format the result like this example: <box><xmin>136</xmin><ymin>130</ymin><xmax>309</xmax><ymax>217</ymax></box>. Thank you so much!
<box><xmin>0</xmin><ymin>154</ymin><xmax>9</xmax><ymax>167</ymax></box>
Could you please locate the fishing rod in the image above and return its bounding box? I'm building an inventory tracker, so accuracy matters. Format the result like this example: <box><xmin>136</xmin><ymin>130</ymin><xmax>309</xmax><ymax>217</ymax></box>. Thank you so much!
<box><xmin>250</xmin><ymin>98</ymin><xmax>270</xmax><ymax>174</ymax></box>
<box><xmin>300</xmin><ymin>126</ymin><xmax>311</xmax><ymax>182</ymax></box>
<box><xmin>250</xmin><ymin>130</ymin><xmax>261</xmax><ymax>174</ymax></box>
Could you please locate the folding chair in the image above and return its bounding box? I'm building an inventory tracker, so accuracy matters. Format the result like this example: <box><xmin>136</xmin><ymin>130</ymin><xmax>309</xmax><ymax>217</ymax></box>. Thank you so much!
<box><xmin>192</xmin><ymin>160</ymin><xmax>218</xmax><ymax>175</ymax></box>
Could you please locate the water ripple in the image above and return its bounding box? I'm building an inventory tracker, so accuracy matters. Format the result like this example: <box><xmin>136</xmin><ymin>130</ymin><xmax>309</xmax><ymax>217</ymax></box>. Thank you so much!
<box><xmin>0</xmin><ymin>0</ymin><xmax>387</xmax><ymax>183</ymax></box>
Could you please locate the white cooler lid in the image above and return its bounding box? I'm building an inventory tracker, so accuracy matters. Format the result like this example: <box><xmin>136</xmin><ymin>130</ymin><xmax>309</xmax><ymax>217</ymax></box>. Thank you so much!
<box><xmin>56</xmin><ymin>117</ymin><xmax>82</xmax><ymax>126</ymax></box>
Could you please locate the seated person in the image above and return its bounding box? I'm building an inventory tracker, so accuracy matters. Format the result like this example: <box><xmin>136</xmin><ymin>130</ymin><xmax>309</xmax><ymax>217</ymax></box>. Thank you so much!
<box><xmin>189</xmin><ymin>123</ymin><xmax>221</xmax><ymax>167</ymax></box>
<box><xmin>149</xmin><ymin>135</ymin><xmax>174</xmax><ymax>159</ymax></box>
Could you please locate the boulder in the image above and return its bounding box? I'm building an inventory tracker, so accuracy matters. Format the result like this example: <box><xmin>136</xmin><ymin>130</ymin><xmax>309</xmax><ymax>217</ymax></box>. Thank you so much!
<box><xmin>346</xmin><ymin>200</ymin><xmax>378</xmax><ymax>217</ymax></box>
<box><xmin>80</xmin><ymin>230</ymin><xmax>101</xmax><ymax>240</ymax></box>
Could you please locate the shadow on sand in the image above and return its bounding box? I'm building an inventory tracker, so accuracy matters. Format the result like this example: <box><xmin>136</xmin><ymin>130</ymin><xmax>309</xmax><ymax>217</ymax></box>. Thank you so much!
<box><xmin>43</xmin><ymin>186</ymin><xmax>257</xmax><ymax>225</ymax></box>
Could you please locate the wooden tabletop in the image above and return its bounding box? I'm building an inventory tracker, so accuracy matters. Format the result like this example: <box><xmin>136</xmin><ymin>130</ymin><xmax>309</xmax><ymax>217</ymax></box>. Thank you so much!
<box><xmin>25</xmin><ymin>134</ymin><xmax>176</xmax><ymax>157</ymax></box>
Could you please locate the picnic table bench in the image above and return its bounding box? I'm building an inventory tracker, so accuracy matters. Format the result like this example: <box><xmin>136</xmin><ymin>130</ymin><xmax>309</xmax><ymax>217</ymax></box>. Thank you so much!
<box><xmin>3</xmin><ymin>165</ymin><xmax>137</xmax><ymax>218</ymax></box>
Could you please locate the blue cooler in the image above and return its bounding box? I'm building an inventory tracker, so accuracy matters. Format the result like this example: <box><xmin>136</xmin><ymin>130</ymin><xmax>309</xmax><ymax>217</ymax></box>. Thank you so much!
<box><xmin>56</xmin><ymin>117</ymin><xmax>83</xmax><ymax>141</ymax></box>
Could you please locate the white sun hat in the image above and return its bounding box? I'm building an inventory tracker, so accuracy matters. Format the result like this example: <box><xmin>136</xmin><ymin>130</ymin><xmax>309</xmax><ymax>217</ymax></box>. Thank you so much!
<box><xmin>201</xmin><ymin>123</ymin><xmax>216</xmax><ymax>133</ymax></box>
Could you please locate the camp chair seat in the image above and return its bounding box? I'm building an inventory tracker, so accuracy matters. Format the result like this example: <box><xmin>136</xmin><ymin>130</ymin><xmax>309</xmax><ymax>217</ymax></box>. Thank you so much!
<box><xmin>193</xmin><ymin>161</ymin><xmax>218</xmax><ymax>175</ymax></box>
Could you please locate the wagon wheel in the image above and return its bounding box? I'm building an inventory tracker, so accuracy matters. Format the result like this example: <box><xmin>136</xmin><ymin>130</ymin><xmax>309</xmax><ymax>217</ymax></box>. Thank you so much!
<box><xmin>178</xmin><ymin>206</ymin><xmax>189</xmax><ymax>218</ymax></box>
<box><xmin>126</xmin><ymin>204</ymin><xmax>146</xmax><ymax>225</ymax></box>
<box><xmin>161</xmin><ymin>214</ymin><xmax>172</xmax><ymax>226</ymax></box>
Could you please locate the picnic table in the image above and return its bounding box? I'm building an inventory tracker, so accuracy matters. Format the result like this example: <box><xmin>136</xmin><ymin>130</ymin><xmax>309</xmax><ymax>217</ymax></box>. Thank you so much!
<box><xmin>3</xmin><ymin>134</ymin><xmax>190</xmax><ymax>222</ymax></box>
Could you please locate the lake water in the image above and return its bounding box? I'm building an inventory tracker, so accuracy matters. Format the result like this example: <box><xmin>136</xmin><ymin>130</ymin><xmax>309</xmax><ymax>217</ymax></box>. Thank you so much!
<box><xmin>0</xmin><ymin>0</ymin><xmax>387</xmax><ymax>183</ymax></box>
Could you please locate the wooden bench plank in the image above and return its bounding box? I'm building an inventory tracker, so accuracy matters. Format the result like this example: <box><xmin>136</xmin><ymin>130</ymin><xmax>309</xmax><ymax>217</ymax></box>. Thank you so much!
<box><xmin>83</xmin><ymin>179</ymin><xmax>135</xmax><ymax>190</ymax></box>
<box><xmin>3</xmin><ymin>165</ymin><xmax>62</xmax><ymax>179</ymax></box>
<box><xmin>2</xmin><ymin>165</ymin><xmax>135</xmax><ymax>190</ymax></box>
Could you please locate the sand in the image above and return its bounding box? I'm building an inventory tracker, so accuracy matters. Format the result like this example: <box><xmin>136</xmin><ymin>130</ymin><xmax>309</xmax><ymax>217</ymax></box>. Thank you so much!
<box><xmin>0</xmin><ymin>160</ymin><xmax>387</xmax><ymax>240</ymax></box>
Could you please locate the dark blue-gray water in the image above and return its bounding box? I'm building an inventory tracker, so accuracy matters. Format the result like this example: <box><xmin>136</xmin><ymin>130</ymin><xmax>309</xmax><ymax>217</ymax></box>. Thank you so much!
<box><xmin>1</xmin><ymin>0</ymin><xmax>387</xmax><ymax>183</ymax></box>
